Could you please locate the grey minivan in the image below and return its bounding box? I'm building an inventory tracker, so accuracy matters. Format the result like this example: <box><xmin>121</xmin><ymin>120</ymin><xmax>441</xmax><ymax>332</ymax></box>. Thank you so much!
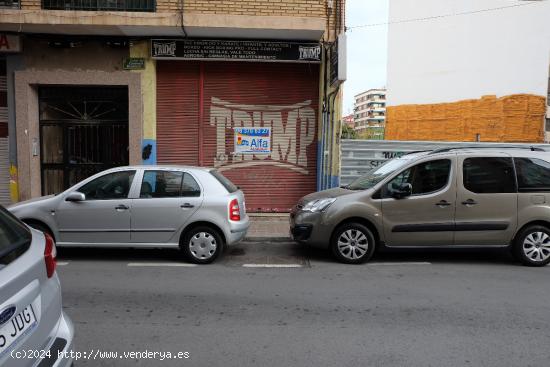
<box><xmin>0</xmin><ymin>205</ymin><xmax>74</xmax><ymax>366</ymax></box>
<box><xmin>291</xmin><ymin>148</ymin><xmax>550</xmax><ymax>266</ymax></box>
<box><xmin>9</xmin><ymin>166</ymin><xmax>249</xmax><ymax>264</ymax></box>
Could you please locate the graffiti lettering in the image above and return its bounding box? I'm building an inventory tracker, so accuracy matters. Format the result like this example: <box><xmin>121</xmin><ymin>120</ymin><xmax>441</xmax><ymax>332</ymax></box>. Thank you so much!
<box><xmin>210</xmin><ymin>98</ymin><xmax>316</xmax><ymax>174</ymax></box>
<box><xmin>383</xmin><ymin>151</ymin><xmax>405</xmax><ymax>159</ymax></box>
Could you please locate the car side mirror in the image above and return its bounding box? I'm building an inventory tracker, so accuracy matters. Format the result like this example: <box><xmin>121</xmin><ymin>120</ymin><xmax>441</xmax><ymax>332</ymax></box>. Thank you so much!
<box><xmin>65</xmin><ymin>191</ymin><xmax>85</xmax><ymax>202</ymax></box>
<box><xmin>390</xmin><ymin>183</ymin><xmax>412</xmax><ymax>199</ymax></box>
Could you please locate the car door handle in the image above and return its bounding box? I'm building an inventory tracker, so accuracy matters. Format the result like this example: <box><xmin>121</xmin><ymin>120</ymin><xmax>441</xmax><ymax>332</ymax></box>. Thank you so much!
<box><xmin>180</xmin><ymin>203</ymin><xmax>195</xmax><ymax>209</ymax></box>
<box><xmin>435</xmin><ymin>200</ymin><xmax>451</xmax><ymax>207</ymax></box>
<box><xmin>461</xmin><ymin>199</ymin><xmax>478</xmax><ymax>206</ymax></box>
<box><xmin>115</xmin><ymin>204</ymin><xmax>129</xmax><ymax>210</ymax></box>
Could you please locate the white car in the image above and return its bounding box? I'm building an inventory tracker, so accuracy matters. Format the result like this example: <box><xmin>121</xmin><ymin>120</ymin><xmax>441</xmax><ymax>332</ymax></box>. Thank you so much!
<box><xmin>9</xmin><ymin>166</ymin><xmax>250</xmax><ymax>264</ymax></box>
<box><xmin>0</xmin><ymin>205</ymin><xmax>74</xmax><ymax>366</ymax></box>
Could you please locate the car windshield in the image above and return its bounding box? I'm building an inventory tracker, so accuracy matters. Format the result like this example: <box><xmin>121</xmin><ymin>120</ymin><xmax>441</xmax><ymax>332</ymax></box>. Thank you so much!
<box><xmin>346</xmin><ymin>158</ymin><xmax>411</xmax><ymax>190</ymax></box>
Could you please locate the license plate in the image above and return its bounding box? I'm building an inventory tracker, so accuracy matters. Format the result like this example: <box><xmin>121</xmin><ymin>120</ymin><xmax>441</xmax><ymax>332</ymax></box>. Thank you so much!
<box><xmin>0</xmin><ymin>305</ymin><xmax>37</xmax><ymax>357</ymax></box>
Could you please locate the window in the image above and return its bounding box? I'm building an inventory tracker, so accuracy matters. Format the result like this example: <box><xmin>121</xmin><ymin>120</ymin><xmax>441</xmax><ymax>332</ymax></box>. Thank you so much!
<box><xmin>79</xmin><ymin>171</ymin><xmax>135</xmax><ymax>200</ymax></box>
<box><xmin>181</xmin><ymin>173</ymin><xmax>201</xmax><ymax>197</ymax></box>
<box><xmin>0</xmin><ymin>0</ymin><xmax>19</xmax><ymax>9</ymax></box>
<box><xmin>42</xmin><ymin>0</ymin><xmax>155</xmax><ymax>12</ymax></box>
<box><xmin>515</xmin><ymin>157</ymin><xmax>550</xmax><ymax>192</ymax></box>
<box><xmin>0</xmin><ymin>207</ymin><xmax>31</xmax><ymax>265</ymax></box>
<box><xmin>384</xmin><ymin>159</ymin><xmax>451</xmax><ymax>197</ymax></box>
<box><xmin>140</xmin><ymin>171</ymin><xmax>200</xmax><ymax>198</ymax></box>
<box><xmin>210</xmin><ymin>170</ymin><xmax>238</xmax><ymax>193</ymax></box>
<box><xmin>463</xmin><ymin>157</ymin><xmax>515</xmax><ymax>194</ymax></box>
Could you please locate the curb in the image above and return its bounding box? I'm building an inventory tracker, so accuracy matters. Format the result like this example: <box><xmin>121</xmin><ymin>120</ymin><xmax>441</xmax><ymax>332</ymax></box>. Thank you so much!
<box><xmin>243</xmin><ymin>236</ymin><xmax>292</xmax><ymax>243</ymax></box>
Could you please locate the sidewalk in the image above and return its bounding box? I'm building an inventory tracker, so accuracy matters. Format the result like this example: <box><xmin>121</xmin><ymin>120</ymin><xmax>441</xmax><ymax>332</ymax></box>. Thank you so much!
<box><xmin>245</xmin><ymin>213</ymin><xmax>291</xmax><ymax>241</ymax></box>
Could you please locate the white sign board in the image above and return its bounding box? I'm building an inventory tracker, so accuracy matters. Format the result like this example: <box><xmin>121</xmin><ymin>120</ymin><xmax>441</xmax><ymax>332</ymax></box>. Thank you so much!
<box><xmin>234</xmin><ymin>127</ymin><xmax>271</xmax><ymax>154</ymax></box>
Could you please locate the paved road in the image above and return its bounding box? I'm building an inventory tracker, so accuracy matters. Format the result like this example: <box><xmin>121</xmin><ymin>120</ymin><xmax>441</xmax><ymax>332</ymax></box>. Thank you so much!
<box><xmin>57</xmin><ymin>242</ymin><xmax>550</xmax><ymax>367</ymax></box>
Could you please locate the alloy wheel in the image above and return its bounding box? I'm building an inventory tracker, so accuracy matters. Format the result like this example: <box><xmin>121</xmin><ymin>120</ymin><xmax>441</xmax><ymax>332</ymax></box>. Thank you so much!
<box><xmin>337</xmin><ymin>229</ymin><xmax>369</xmax><ymax>260</ymax></box>
<box><xmin>522</xmin><ymin>231</ymin><xmax>550</xmax><ymax>262</ymax></box>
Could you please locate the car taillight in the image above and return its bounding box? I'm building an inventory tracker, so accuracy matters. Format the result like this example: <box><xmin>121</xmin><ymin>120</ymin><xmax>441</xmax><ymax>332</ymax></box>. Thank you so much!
<box><xmin>44</xmin><ymin>232</ymin><xmax>57</xmax><ymax>278</ymax></box>
<box><xmin>229</xmin><ymin>199</ymin><xmax>241</xmax><ymax>221</ymax></box>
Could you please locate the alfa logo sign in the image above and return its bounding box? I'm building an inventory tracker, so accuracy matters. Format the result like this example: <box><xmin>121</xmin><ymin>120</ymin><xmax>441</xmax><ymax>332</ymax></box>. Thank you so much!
<box><xmin>234</xmin><ymin>128</ymin><xmax>271</xmax><ymax>154</ymax></box>
<box><xmin>0</xmin><ymin>34</ymin><xmax>21</xmax><ymax>53</ymax></box>
<box><xmin>151</xmin><ymin>39</ymin><xmax>321</xmax><ymax>63</ymax></box>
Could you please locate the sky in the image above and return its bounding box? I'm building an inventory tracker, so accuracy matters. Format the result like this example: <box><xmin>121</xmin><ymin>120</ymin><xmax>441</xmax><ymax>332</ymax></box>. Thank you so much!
<box><xmin>343</xmin><ymin>0</ymin><xmax>389</xmax><ymax>115</ymax></box>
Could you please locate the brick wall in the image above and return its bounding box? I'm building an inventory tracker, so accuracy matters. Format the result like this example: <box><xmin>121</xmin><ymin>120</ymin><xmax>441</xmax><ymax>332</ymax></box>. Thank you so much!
<box><xmin>20</xmin><ymin>0</ymin><xmax>331</xmax><ymax>17</ymax></box>
<box><xmin>19</xmin><ymin>0</ymin><xmax>345</xmax><ymax>32</ymax></box>
<box><xmin>159</xmin><ymin>0</ymin><xmax>327</xmax><ymax>16</ymax></box>
<box><xmin>20</xmin><ymin>0</ymin><xmax>40</xmax><ymax>10</ymax></box>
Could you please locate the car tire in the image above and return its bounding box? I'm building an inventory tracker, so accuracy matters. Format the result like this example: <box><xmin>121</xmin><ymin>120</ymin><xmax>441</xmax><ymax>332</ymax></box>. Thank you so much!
<box><xmin>331</xmin><ymin>223</ymin><xmax>376</xmax><ymax>264</ymax></box>
<box><xmin>512</xmin><ymin>225</ymin><xmax>550</xmax><ymax>267</ymax></box>
<box><xmin>181</xmin><ymin>226</ymin><xmax>224</xmax><ymax>264</ymax></box>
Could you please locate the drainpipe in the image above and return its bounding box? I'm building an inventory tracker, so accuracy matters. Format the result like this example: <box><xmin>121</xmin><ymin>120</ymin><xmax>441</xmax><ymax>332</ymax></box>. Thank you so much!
<box><xmin>6</xmin><ymin>54</ymin><xmax>24</xmax><ymax>203</ymax></box>
<box><xmin>328</xmin><ymin>86</ymin><xmax>340</xmax><ymax>189</ymax></box>
<box><xmin>318</xmin><ymin>45</ymin><xmax>330</xmax><ymax>191</ymax></box>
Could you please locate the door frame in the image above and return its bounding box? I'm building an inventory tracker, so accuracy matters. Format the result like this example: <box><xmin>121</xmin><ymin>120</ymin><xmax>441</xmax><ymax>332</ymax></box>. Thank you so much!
<box><xmin>14</xmin><ymin>71</ymin><xmax>142</xmax><ymax>201</ymax></box>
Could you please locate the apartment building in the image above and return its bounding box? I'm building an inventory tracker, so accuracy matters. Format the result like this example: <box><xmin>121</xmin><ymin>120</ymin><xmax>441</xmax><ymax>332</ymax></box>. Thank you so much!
<box><xmin>353</xmin><ymin>88</ymin><xmax>386</xmax><ymax>138</ymax></box>
<box><xmin>0</xmin><ymin>0</ymin><xmax>346</xmax><ymax>211</ymax></box>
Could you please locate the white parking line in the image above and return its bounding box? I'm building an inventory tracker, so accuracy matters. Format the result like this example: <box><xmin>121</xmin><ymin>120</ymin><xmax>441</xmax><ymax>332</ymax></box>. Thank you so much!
<box><xmin>127</xmin><ymin>263</ymin><xmax>197</xmax><ymax>267</ymax></box>
<box><xmin>368</xmin><ymin>262</ymin><xmax>432</xmax><ymax>266</ymax></box>
<box><xmin>57</xmin><ymin>262</ymin><xmax>69</xmax><ymax>266</ymax></box>
<box><xmin>242</xmin><ymin>264</ymin><xmax>303</xmax><ymax>268</ymax></box>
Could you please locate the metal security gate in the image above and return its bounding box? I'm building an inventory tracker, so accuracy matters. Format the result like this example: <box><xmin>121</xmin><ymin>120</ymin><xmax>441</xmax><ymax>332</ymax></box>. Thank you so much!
<box><xmin>0</xmin><ymin>138</ymin><xmax>9</xmax><ymax>206</ymax></box>
<box><xmin>157</xmin><ymin>61</ymin><xmax>320</xmax><ymax>212</ymax></box>
<box><xmin>39</xmin><ymin>87</ymin><xmax>129</xmax><ymax>195</ymax></box>
<box><xmin>0</xmin><ymin>59</ymin><xmax>10</xmax><ymax>206</ymax></box>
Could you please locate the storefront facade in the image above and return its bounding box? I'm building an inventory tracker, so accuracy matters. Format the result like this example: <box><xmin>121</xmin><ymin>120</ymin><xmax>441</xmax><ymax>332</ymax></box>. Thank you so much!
<box><xmin>1</xmin><ymin>0</ymin><xmax>345</xmax><ymax>210</ymax></box>
<box><xmin>153</xmin><ymin>40</ymin><xmax>321</xmax><ymax>212</ymax></box>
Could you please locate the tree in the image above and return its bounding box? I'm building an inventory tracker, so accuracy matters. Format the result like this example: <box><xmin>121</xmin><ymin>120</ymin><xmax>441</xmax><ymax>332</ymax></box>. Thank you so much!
<box><xmin>341</xmin><ymin>123</ymin><xmax>357</xmax><ymax>139</ymax></box>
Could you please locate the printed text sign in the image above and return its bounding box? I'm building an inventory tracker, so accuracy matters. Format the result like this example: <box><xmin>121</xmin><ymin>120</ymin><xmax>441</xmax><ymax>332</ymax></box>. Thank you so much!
<box><xmin>234</xmin><ymin>128</ymin><xmax>271</xmax><ymax>154</ymax></box>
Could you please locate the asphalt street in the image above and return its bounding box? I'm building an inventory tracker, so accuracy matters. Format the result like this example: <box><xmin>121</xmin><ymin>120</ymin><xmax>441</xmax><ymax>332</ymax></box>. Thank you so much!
<box><xmin>57</xmin><ymin>242</ymin><xmax>550</xmax><ymax>367</ymax></box>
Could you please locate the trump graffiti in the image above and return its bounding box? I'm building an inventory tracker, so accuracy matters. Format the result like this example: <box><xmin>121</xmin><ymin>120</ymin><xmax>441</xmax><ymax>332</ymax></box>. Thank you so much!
<box><xmin>209</xmin><ymin>98</ymin><xmax>316</xmax><ymax>174</ymax></box>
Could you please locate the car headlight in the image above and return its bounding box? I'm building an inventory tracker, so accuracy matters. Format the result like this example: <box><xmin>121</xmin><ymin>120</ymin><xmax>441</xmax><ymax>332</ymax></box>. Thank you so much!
<box><xmin>302</xmin><ymin>198</ymin><xmax>336</xmax><ymax>212</ymax></box>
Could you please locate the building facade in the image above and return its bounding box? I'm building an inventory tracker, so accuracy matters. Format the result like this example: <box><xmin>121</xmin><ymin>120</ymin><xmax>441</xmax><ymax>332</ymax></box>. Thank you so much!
<box><xmin>0</xmin><ymin>0</ymin><xmax>346</xmax><ymax>211</ymax></box>
<box><xmin>354</xmin><ymin>88</ymin><xmax>386</xmax><ymax>139</ymax></box>
<box><xmin>385</xmin><ymin>0</ymin><xmax>550</xmax><ymax>142</ymax></box>
<box><xmin>342</xmin><ymin>114</ymin><xmax>354</xmax><ymax>128</ymax></box>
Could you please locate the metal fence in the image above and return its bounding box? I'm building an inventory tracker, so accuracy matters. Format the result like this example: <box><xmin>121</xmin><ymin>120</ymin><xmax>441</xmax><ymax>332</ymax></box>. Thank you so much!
<box><xmin>42</xmin><ymin>0</ymin><xmax>155</xmax><ymax>11</ymax></box>
<box><xmin>0</xmin><ymin>0</ymin><xmax>19</xmax><ymax>8</ymax></box>
<box><xmin>340</xmin><ymin>139</ymin><xmax>550</xmax><ymax>186</ymax></box>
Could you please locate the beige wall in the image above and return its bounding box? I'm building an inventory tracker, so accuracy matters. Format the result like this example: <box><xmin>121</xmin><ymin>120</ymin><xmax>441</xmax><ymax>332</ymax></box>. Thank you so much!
<box><xmin>15</xmin><ymin>40</ymin><xmax>142</xmax><ymax>200</ymax></box>
<box><xmin>22</xmin><ymin>38</ymin><xmax>128</xmax><ymax>72</ymax></box>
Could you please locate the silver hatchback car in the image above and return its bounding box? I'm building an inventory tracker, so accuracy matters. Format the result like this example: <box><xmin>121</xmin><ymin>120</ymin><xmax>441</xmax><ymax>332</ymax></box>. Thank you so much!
<box><xmin>9</xmin><ymin>166</ymin><xmax>250</xmax><ymax>264</ymax></box>
<box><xmin>0</xmin><ymin>205</ymin><xmax>74</xmax><ymax>366</ymax></box>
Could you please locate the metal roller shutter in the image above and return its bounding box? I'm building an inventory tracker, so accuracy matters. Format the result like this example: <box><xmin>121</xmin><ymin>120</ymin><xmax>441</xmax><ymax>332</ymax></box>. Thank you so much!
<box><xmin>157</xmin><ymin>61</ymin><xmax>320</xmax><ymax>212</ymax></box>
<box><xmin>0</xmin><ymin>59</ymin><xmax>9</xmax><ymax>206</ymax></box>
<box><xmin>0</xmin><ymin>138</ymin><xmax>9</xmax><ymax>206</ymax></box>
<box><xmin>157</xmin><ymin>61</ymin><xmax>201</xmax><ymax>165</ymax></box>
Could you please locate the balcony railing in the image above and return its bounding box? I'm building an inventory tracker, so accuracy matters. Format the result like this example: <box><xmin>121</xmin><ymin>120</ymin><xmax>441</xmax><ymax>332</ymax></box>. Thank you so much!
<box><xmin>42</xmin><ymin>0</ymin><xmax>155</xmax><ymax>11</ymax></box>
<box><xmin>0</xmin><ymin>0</ymin><xmax>20</xmax><ymax>8</ymax></box>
